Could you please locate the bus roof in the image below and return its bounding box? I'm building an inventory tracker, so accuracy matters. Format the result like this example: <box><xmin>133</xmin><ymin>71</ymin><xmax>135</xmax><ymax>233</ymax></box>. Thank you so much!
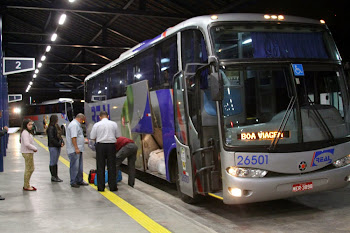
<box><xmin>40</xmin><ymin>98</ymin><xmax>74</xmax><ymax>105</ymax></box>
<box><xmin>84</xmin><ymin>13</ymin><xmax>323</xmax><ymax>82</ymax></box>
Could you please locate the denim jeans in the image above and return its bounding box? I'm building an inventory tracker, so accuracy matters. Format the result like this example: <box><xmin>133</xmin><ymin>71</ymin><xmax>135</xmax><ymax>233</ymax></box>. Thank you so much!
<box><xmin>68</xmin><ymin>152</ymin><xmax>84</xmax><ymax>185</ymax></box>
<box><xmin>49</xmin><ymin>147</ymin><xmax>61</xmax><ymax>166</ymax></box>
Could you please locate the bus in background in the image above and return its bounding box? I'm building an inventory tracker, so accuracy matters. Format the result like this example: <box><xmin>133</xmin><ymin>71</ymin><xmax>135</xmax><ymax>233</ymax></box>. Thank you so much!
<box><xmin>84</xmin><ymin>13</ymin><xmax>350</xmax><ymax>204</ymax></box>
<box><xmin>23</xmin><ymin>98</ymin><xmax>74</xmax><ymax>135</ymax></box>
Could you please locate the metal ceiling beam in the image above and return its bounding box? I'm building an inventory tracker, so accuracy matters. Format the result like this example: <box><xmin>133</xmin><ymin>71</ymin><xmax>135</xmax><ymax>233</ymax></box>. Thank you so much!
<box><xmin>71</xmin><ymin>12</ymin><xmax>139</xmax><ymax>44</ymax></box>
<box><xmin>61</xmin><ymin>0</ymin><xmax>135</xmax><ymax>73</ymax></box>
<box><xmin>85</xmin><ymin>49</ymin><xmax>113</xmax><ymax>62</ymax></box>
<box><xmin>45</xmin><ymin>62</ymin><xmax>105</xmax><ymax>66</ymax></box>
<box><xmin>5</xmin><ymin>41</ymin><xmax>131</xmax><ymax>49</ymax></box>
<box><xmin>47</xmin><ymin>53</ymin><xmax>94</xmax><ymax>73</ymax></box>
<box><xmin>3</xmin><ymin>31</ymin><xmax>50</xmax><ymax>36</ymax></box>
<box><xmin>4</xmin><ymin>1</ymin><xmax>189</xmax><ymax>19</ymax></box>
<box><xmin>4</xmin><ymin>12</ymin><xmax>112</xmax><ymax>69</ymax></box>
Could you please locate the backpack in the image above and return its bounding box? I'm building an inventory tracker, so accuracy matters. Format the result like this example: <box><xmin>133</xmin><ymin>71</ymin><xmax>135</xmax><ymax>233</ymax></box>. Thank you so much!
<box><xmin>88</xmin><ymin>169</ymin><xmax>97</xmax><ymax>184</ymax></box>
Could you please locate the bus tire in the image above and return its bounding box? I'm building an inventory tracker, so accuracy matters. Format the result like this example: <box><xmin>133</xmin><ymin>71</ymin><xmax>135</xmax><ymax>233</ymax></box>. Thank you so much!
<box><xmin>175</xmin><ymin>159</ymin><xmax>201</xmax><ymax>204</ymax></box>
<box><xmin>61</xmin><ymin>126</ymin><xmax>66</xmax><ymax>136</ymax></box>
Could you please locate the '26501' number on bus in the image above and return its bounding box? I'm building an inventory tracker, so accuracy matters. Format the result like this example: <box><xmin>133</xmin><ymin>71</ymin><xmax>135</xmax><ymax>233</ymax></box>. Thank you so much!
<box><xmin>237</xmin><ymin>155</ymin><xmax>269</xmax><ymax>165</ymax></box>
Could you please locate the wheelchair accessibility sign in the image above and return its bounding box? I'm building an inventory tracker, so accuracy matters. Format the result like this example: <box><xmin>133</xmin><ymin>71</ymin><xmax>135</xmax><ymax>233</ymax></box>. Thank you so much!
<box><xmin>292</xmin><ymin>64</ymin><xmax>304</xmax><ymax>76</ymax></box>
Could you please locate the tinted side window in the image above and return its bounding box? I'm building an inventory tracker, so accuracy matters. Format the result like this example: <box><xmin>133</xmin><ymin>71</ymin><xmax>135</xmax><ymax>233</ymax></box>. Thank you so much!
<box><xmin>109</xmin><ymin>64</ymin><xmax>127</xmax><ymax>99</ymax></box>
<box><xmin>131</xmin><ymin>49</ymin><xmax>155</xmax><ymax>89</ymax></box>
<box><xmin>155</xmin><ymin>36</ymin><xmax>178</xmax><ymax>88</ymax></box>
<box><xmin>181</xmin><ymin>30</ymin><xmax>208</xmax><ymax>70</ymax></box>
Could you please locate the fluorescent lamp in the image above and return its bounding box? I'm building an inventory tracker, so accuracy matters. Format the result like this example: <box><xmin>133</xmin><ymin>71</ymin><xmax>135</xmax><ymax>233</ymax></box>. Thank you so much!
<box><xmin>38</xmin><ymin>62</ymin><xmax>42</xmax><ymax>68</ymax></box>
<box><xmin>29</xmin><ymin>81</ymin><xmax>33</xmax><ymax>85</ymax></box>
<box><xmin>51</xmin><ymin>33</ymin><xmax>58</xmax><ymax>41</ymax></box>
<box><xmin>59</xmin><ymin>89</ymin><xmax>72</xmax><ymax>92</ymax></box>
<box><xmin>41</xmin><ymin>55</ymin><xmax>46</xmax><ymax>61</ymax></box>
<box><xmin>68</xmin><ymin>0</ymin><xmax>75</xmax><ymax>2</ymax></box>
<box><xmin>242</xmin><ymin>39</ymin><xmax>252</xmax><ymax>44</ymax></box>
<box><xmin>35</xmin><ymin>69</ymin><xmax>39</xmax><ymax>74</ymax></box>
<box><xmin>46</xmin><ymin>45</ymin><xmax>51</xmax><ymax>52</ymax></box>
<box><xmin>59</xmin><ymin>14</ymin><xmax>67</xmax><ymax>25</ymax></box>
<box><xmin>33</xmin><ymin>74</ymin><xmax>37</xmax><ymax>78</ymax></box>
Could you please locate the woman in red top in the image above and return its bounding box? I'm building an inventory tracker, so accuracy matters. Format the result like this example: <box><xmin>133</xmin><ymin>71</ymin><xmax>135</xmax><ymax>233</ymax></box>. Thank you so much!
<box><xmin>115</xmin><ymin>137</ymin><xmax>138</xmax><ymax>188</ymax></box>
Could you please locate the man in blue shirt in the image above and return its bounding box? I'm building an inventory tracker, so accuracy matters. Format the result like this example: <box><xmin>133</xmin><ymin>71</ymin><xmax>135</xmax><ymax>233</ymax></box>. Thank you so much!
<box><xmin>66</xmin><ymin>113</ymin><xmax>88</xmax><ymax>188</ymax></box>
<box><xmin>0</xmin><ymin>110</ymin><xmax>8</xmax><ymax>200</ymax></box>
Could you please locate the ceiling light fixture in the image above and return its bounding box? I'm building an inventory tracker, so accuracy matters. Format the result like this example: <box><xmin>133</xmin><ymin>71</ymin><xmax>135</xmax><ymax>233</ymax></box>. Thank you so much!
<box><xmin>51</xmin><ymin>33</ymin><xmax>58</xmax><ymax>41</ymax></box>
<box><xmin>58</xmin><ymin>14</ymin><xmax>67</xmax><ymax>25</ymax></box>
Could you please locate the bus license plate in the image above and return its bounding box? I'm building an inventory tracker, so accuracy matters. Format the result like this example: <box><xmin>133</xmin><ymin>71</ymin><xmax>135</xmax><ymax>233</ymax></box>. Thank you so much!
<box><xmin>292</xmin><ymin>182</ymin><xmax>313</xmax><ymax>192</ymax></box>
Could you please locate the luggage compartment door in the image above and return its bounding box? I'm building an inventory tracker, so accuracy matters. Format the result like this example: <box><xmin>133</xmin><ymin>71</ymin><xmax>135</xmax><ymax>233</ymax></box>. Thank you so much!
<box><xmin>126</xmin><ymin>80</ymin><xmax>154</xmax><ymax>134</ymax></box>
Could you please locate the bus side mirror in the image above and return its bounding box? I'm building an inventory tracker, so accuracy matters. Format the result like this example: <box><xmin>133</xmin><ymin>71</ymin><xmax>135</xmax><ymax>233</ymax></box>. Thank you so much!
<box><xmin>209</xmin><ymin>72</ymin><xmax>223</xmax><ymax>101</ymax></box>
<box><xmin>208</xmin><ymin>55</ymin><xmax>223</xmax><ymax>101</ymax></box>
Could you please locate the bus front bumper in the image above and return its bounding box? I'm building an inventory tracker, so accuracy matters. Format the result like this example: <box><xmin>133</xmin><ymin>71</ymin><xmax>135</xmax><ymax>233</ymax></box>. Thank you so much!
<box><xmin>222</xmin><ymin>165</ymin><xmax>350</xmax><ymax>204</ymax></box>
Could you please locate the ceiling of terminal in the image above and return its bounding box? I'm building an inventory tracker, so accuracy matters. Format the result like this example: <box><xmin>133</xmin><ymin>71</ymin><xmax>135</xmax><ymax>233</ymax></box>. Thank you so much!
<box><xmin>1</xmin><ymin>0</ymin><xmax>347</xmax><ymax>103</ymax></box>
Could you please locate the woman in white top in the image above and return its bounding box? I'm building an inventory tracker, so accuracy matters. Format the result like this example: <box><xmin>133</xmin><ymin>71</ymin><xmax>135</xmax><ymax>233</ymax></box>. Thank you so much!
<box><xmin>20</xmin><ymin>119</ymin><xmax>38</xmax><ymax>191</ymax></box>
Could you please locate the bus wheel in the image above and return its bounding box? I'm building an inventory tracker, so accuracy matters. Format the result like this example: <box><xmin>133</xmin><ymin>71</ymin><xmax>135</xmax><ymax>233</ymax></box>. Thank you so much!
<box><xmin>61</xmin><ymin>126</ymin><xmax>66</xmax><ymax>136</ymax></box>
<box><xmin>175</xmin><ymin>160</ymin><xmax>201</xmax><ymax>204</ymax></box>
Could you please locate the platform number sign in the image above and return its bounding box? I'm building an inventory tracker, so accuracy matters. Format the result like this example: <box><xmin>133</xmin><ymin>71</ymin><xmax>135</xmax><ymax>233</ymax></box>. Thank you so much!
<box><xmin>3</xmin><ymin>57</ymin><xmax>35</xmax><ymax>75</ymax></box>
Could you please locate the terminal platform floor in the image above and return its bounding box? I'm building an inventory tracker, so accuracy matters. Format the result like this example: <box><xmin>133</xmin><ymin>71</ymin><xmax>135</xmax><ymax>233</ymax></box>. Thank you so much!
<box><xmin>0</xmin><ymin>133</ymin><xmax>215</xmax><ymax>233</ymax></box>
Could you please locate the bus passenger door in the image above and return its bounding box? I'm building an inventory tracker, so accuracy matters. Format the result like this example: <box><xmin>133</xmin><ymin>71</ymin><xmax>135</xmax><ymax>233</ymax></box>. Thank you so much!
<box><xmin>173</xmin><ymin>72</ymin><xmax>196</xmax><ymax>198</ymax></box>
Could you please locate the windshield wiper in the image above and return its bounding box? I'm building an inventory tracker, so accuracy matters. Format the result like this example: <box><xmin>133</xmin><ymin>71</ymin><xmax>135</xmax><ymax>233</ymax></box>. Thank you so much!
<box><xmin>269</xmin><ymin>96</ymin><xmax>296</xmax><ymax>151</ymax></box>
<box><xmin>306</xmin><ymin>96</ymin><xmax>335</xmax><ymax>144</ymax></box>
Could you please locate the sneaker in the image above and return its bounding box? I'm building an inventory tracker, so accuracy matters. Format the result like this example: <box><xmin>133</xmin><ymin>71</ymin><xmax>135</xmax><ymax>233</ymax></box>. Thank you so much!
<box><xmin>0</xmin><ymin>195</ymin><xmax>5</xmax><ymax>200</ymax></box>
<box><xmin>71</xmin><ymin>184</ymin><xmax>80</xmax><ymax>188</ymax></box>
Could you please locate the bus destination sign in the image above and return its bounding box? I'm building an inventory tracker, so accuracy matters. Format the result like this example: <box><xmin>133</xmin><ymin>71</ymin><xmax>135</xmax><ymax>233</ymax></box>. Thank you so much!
<box><xmin>238</xmin><ymin>131</ymin><xmax>290</xmax><ymax>140</ymax></box>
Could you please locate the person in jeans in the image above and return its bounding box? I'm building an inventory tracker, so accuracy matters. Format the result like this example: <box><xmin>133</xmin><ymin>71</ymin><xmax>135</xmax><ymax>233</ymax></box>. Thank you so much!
<box><xmin>115</xmin><ymin>137</ymin><xmax>138</xmax><ymax>188</ymax></box>
<box><xmin>20</xmin><ymin>119</ymin><xmax>38</xmax><ymax>191</ymax></box>
<box><xmin>47</xmin><ymin>115</ymin><xmax>64</xmax><ymax>182</ymax></box>
<box><xmin>0</xmin><ymin>110</ymin><xmax>8</xmax><ymax>200</ymax></box>
<box><xmin>66</xmin><ymin>113</ymin><xmax>88</xmax><ymax>188</ymax></box>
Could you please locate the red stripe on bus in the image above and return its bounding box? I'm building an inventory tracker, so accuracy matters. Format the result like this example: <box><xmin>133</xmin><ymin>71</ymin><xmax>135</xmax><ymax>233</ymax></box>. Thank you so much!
<box><xmin>24</xmin><ymin>116</ymin><xmax>39</xmax><ymax>121</ymax></box>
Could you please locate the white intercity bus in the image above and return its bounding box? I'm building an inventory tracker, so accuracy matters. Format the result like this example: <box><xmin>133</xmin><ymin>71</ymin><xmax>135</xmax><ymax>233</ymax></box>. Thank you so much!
<box><xmin>84</xmin><ymin>13</ymin><xmax>350</xmax><ymax>204</ymax></box>
<box><xmin>23</xmin><ymin>98</ymin><xmax>74</xmax><ymax>135</ymax></box>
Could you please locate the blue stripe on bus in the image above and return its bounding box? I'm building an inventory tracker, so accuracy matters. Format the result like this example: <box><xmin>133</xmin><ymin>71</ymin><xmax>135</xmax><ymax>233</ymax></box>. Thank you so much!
<box><xmin>156</xmin><ymin>89</ymin><xmax>176</xmax><ymax>181</ymax></box>
<box><xmin>132</xmin><ymin>94</ymin><xmax>153</xmax><ymax>134</ymax></box>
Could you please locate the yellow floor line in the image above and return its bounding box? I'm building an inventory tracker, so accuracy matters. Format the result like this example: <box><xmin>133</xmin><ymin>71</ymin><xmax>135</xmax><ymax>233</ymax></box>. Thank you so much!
<box><xmin>208</xmin><ymin>192</ymin><xmax>224</xmax><ymax>200</ymax></box>
<box><xmin>34</xmin><ymin>137</ymin><xmax>171</xmax><ymax>233</ymax></box>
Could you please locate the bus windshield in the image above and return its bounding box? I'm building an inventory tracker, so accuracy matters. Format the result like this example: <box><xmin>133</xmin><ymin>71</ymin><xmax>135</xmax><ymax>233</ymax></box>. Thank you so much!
<box><xmin>221</xmin><ymin>64</ymin><xmax>350</xmax><ymax>148</ymax></box>
<box><xmin>210</xmin><ymin>23</ymin><xmax>340</xmax><ymax>60</ymax></box>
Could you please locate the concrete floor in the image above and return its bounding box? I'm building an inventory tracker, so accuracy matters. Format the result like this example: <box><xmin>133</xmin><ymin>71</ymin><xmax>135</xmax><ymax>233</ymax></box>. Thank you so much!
<box><xmin>1</xmin><ymin>132</ymin><xmax>350</xmax><ymax>233</ymax></box>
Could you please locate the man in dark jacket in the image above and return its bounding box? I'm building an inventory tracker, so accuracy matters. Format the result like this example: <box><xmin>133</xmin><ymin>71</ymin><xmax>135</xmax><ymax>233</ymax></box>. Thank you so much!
<box><xmin>0</xmin><ymin>110</ymin><xmax>9</xmax><ymax>200</ymax></box>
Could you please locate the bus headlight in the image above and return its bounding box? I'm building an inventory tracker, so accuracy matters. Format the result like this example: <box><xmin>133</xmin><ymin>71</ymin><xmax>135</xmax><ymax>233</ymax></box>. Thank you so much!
<box><xmin>226</xmin><ymin>166</ymin><xmax>268</xmax><ymax>178</ymax></box>
<box><xmin>333</xmin><ymin>155</ymin><xmax>350</xmax><ymax>168</ymax></box>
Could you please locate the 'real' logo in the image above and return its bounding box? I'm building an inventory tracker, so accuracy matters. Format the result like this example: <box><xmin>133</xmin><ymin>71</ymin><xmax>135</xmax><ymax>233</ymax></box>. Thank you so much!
<box><xmin>298</xmin><ymin>161</ymin><xmax>307</xmax><ymax>171</ymax></box>
<box><xmin>311</xmin><ymin>149</ymin><xmax>334</xmax><ymax>167</ymax></box>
